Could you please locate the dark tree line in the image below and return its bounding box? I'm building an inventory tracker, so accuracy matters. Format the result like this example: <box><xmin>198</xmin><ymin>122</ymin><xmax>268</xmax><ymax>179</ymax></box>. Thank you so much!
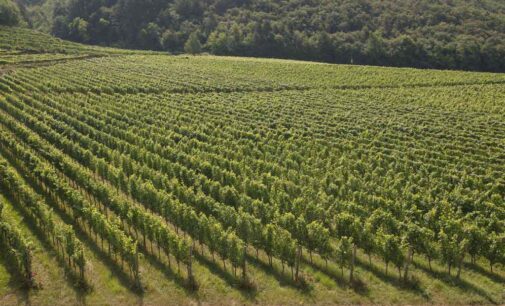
<box><xmin>0</xmin><ymin>0</ymin><xmax>25</xmax><ymax>26</ymax></box>
<box><xmin>12</xmin><ymin>0</ymin><xmax>505</xmax><ymax>70</ymax></box>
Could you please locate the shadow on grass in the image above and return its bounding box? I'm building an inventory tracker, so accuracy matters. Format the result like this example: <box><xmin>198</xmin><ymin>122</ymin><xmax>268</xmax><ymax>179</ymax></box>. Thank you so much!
<box><xmin>2</xmin><ymin>193</ymin><xmax>92</xmax><ymax>294</ymax></box>
<box><xmin>412</xmin><ymin>261</ymin><xmax>498</xmax><ymax>304</ymax></box>
<box><xmin>464</xmin><ymin>262</ymin><xmax>505</xmax><ymax>284</ymax></box>
<box><xmin>300</xmin><ymin>255</ymin><xmax>369</xmax><ymax>296</ymax></box>
<box><xmin>193</xmin><ymin>250</ymin><xmax>258</xmax><ymax>300</ymax></box>
<box><xmin>138</xmin><ymin>244</ymin><xmax>196</xmax><ymax>296</ymax></box>
<box><xmin>245</xmin><ymin>253</ymin><xmax>313</xmax><ymax>295</ymax></box>
<box><xmin>74</xmin><ymin>223</ymin><xmax>141</xmax><ymax>293</ymax></box>
<box><xmin>354</xmin><ymin>256</ymin><xmax>429</xmax><ymax>300</ymax></box>
<box><xmin>0</xmin><ymin>250</ymin><xmax>32</xmax><ymax>305</ymax></box>
<box><xmin>2</xmin><ymin>156</ymin><xmax>142</xmax><ymax>294</ymax></box>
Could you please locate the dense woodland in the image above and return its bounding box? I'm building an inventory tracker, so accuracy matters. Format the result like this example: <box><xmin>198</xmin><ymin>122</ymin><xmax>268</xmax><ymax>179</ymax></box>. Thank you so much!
<box><xmin>1</xmin><ymin>0</ymin><xmax>504</xmax><ymax>72</ymax></box>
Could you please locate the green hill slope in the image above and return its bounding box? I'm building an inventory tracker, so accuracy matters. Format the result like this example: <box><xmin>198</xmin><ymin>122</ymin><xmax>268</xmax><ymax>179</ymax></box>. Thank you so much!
<box><xmin>0</xmin><ymin>25</ymin><xmax>160</xmax><ymax>55</ymax></box>
<box><xmin>0</xmin><ymin>26</ymin><xmax>503</xmax><ymax>306</ymax></box>
<box><xmin>16</xmin><ymin>0</ymin><xmax>505</xmax><ymax>72</ymax></box>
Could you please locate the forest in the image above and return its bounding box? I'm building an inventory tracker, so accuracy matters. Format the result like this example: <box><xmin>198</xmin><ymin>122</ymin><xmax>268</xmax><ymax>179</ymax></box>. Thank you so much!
<box><xmin>2</xmin><ymin>0</ymin><xmax>505</xmax><ymax>71</ymax></box>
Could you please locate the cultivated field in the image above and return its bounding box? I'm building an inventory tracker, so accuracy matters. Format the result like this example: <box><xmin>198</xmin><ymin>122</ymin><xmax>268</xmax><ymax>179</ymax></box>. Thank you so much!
<box><xmin>0</xmin><ymin>26</ymin><xmax>504</xmax><ymax>305</ymax></box>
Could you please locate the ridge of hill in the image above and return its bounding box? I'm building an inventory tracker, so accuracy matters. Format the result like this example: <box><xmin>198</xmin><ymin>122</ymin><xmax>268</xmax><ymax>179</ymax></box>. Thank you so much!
<box><xmin>4</xmin><ymin>0</ymin><xmax>505</xmax><ymax>72</ymax></box>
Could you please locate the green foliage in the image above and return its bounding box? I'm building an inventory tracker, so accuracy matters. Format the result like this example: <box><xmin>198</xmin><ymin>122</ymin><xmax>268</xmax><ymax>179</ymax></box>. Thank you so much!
<box><xmin>0</xmin><ymin>157</ymin><xmax>87</xmax><ymax>284</ymax></box>
<box><xmin>485</xmin><ymin>232</ymin><xmax>505</xmax><ymax>272</ymax></box>
<box><xmin>68</xmin><ymin>17</ymin><xmax>89</xmax><ymax>42</ymax></box>
<box><xmin>184</xmin><ymin>31</ymin><xmax>202</xmax><ymax>55</ymax></box>
<box><xmin>0</xmin><ymin>26</ymin><xmax>155</xmax><ymax>55</ymax></box>
<box><xmin>378</xmin><ymin>234</ymin><xmax>404</xmax><ymax>276</ymax></box>
<box><xmin>0</xmin><ymin>220</ymin><xmax>33</xmax><ymax>286</ymax></box>
<box><xmin>0</xmin><ymin>29</ymin><xmax>503</xmax><ymax>302</ymax></box>
<box><xmin>0</xmin><ymin>198</ymin><xmax>34</xmax><ymax>286</ymax></box>
<box><xmin>22</xmin><ymin>0</ymin><xmax>505</xmax><ymax>71</ymax></box>
<box><xmin>0</xmin><ymin>0</ymin><xmax>21</xmax><ymax>26</ymax></box>
<box><xmin>336</xmin><ymin>236</ymin><xmax>352</xmax><ymax>272</ymax></box>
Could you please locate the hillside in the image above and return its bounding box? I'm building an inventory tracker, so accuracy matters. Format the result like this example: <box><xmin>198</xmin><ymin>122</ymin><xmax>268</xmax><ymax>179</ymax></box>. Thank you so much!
<box><xmin>0</xmin><ymin>26</ymin><xmax>504</xmax><ymax>305</ymax></box>
<box><xmin>6</xmin><ymin>0</ymin><xmax>505</xmax><ymax>72</ymax></box>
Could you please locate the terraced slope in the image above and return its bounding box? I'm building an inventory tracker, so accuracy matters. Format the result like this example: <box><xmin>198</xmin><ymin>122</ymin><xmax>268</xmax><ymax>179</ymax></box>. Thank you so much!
<box><xmin>0</xmin><ymin>26</ymin><xmax>503</xmax><ymax>305</ymax></box>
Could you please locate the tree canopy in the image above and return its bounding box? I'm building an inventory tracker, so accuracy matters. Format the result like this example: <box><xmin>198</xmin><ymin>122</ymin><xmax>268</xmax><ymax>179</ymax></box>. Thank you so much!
<box><xmin>0</xmin><ymin>0</ymin><xmax>22</xmax><ymax>26</ymax></box>
<box><xmin>17</xmin><ymin>0</ymin><xmax>505</xmax><ymax>70</ymax></box>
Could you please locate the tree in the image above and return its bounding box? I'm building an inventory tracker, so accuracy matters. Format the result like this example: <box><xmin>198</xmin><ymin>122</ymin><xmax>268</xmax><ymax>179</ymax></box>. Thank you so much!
<box><xmin>423</xmin><ymin>239</ymin><xmax>438</xmax><ymax>272</ymax></box>
<box><xmin>484</xmin><ymin>232</ymin><xmax>505</xmax><ymax>273</ymax></box>
<box><xmin>390</xmin><ymin>35</ymin><xmax>425</xmax><ymax>67</ymax></box>
<box><xmin>439</xmin><ymin>219</ymin><xmax>468</xmax><ymax>278</ymax></box>
<box><xmin>185</xmin><ymin>32</ymin><xmax>202</xmax><ymax>55</ymax></box>
<box><xmin>263</xmin><ymin>224</ymin><xmax>275</xmax><ymax>267</ymax></box>
<box><xmin>51</xmin><ymin>15</ymin><xmax>70</xmax><ymax>39</ymax></box>
<box><xmin>21</xmin><ymin>0</ymin><xmax>505</xmax><ymax>71</ymax></box>
<box><xmin>227</xmin><ymin>232</ymin><xmax>243</xmax><ymax>277</ymax></box>
<box><xmin>275</xmin><ymin>229</ymin><xmax>294</xmax><ymax>274</ymax></box>
<box><xmin>68</xmin><ymin>17</ymin><xmax>89</xmax><ymax>43</ymax></box>
<box><xmin>336</xmin><ymin>236</ymin><xmax>352</xmax><ymax>278</ymax></box>
<box><xmin>464</xmin><ymin>223</ymin><xmax>484</xmax><ymax>265</ymax></box>
<box><xmin>0</xmin><ymin>0</ymin><xmax>21</xmax><ymax>26</ymax></box>
<box><xmin>309</xmin><ymin>221</ymin><xmax>332</xmax><ymax>266</ymax></box>
<box><xmin>439</xmin><ymin>231</ymin><xmax>462</xmax><ymax>276</ymax></box>
<box><xmin>161</xmin><ymin>29</ymin><xmax>180</xmax><ymax>51</ymax></box>
<box><xmin>361</xmin><ymin>221</ymin><xmax>376</xmax><ymax>265</ymax></box>
<box><xmin>206</xmin><ymin>30</ymin><xmax>231</xmax><ymax>55</ymax></box>
<box><xmin>316</xmin><ymin>31</ymin><xmax>335</xmax><ymax>62</ymax></box>
<box><xmin>139</xmin><ymin>22</ymin><xmax>161</xmax><ymax>50</ymax></box>
<box><xmin>306</xmin><ymin>221</ymin><xmax>329</xmax><ymax>264</ymax></box>
<box><xmin>333</xmin><ymin>212</ymin><xmax>360</xmax><ymax>281</ymax></box>
<box><xmin>365</xmin><ymin>31</ymin><xmax>387</xmax><ymax>65</ymax></box>
<box><xmin>379</xmin><ymin>233</ymin><xmax>404</xmax><ymax>277</ymax></box>
<box><xmin>115</xmin><ymin>0</ymin><xmax>167</xmax><ymax>45</ymax></box>
<box><xmin>173</xmin><ymin>0</ymin><xmax>203</xmax><ymax>19</ymax></box>
<box><xmin>402</xmin><ymin>223</ymin><xmax>425</xmax><ymax>281</ymax></box>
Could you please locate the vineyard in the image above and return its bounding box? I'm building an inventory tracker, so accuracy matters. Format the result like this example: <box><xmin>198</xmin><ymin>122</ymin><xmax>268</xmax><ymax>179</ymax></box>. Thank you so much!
<box><xmin>0</xmin><ymin>26</ymin><xmax>504</xmax><ymax>305</ymax></box>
